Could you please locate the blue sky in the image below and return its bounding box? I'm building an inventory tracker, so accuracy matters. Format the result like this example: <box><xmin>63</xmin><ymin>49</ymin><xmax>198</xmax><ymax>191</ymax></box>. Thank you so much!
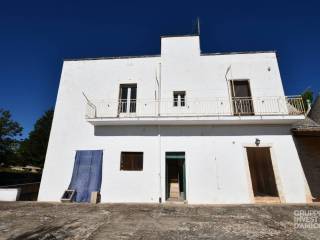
<box><xmin>1</xmin><ymin>0</ymin><xmax>320</xmax><ymax>138</ymax></box>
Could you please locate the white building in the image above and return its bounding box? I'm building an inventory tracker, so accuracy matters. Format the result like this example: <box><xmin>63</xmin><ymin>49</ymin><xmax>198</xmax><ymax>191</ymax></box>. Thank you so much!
<box><xmin>38</xmin><ymin>34</ymin><xmax>311</xmax><ymax>204</ymax></box>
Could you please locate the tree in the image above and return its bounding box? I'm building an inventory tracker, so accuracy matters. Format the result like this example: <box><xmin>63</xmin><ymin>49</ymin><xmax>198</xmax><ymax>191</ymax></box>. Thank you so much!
<box><xmin>0</xmin><ymin>109</ymin><xmax>23</xmax><ymax>166</ymax></box>
<box><xmin>301</xmin><ymin>88</ymin><xmax>314</xmax><ymax>111</ymax></box>
<box><xmin>18</xmin><ymin>109</ymin><xmax>54</xmax><ymax>167</ymax></box>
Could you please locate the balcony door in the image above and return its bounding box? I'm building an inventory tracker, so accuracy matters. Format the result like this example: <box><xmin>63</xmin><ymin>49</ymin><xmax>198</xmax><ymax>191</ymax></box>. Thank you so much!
<box><xmin>118</xmin><ymin>84</ymin><xmax>137</xmax><ymax>114</ymax></box>
<box><xmin>230</xmin><ymin>80</ymin><xmax>254</xmax><ymax>115</ymax></box>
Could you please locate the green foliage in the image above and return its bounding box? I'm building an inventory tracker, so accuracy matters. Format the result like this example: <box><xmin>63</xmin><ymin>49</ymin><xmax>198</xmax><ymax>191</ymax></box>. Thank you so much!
<box><xmin>301</xmin><ymin>88</ymin><xmax>314</xmax><ymax>111</ymax></box>
<box><xmin>18</xmin><ymin>109</ymin><xmax>54</xmax><ymax>167</ymax></box>
<box><xmin>0</xmin><ymin>109</ymin><xmax>23</xmax><ymax>166</ymax></box>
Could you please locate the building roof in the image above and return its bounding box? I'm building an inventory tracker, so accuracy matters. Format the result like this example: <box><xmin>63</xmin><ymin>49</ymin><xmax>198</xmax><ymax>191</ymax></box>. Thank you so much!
<box><xmin>64</xmin><ymin>50</ymin><xmax>276</xmax><ymax>62</ymax></box>
<box><xmin>292</xmin><ymin>118</ymin><xmax>320</xmax><ymax>136</ymax></box>
<box><xmin>292</xmin><ymin>95</ymin><xmax>320</xmax><ymax>136</ymax></box>
<box><xmin>160</xmin><ymin>34</ymin><xmax>199</xmax><ymax>38</ymax></box>
<box><xmin>308</xmin><ymin>95</ymin><xmax>320</xmax><ymax>124</ymax></box>
<box><xmin>64</xmin><ymin>54</ymin><xmax>161</xmax><ymax>62</ymax></box>
<box><xmin>292</xmin><ymin>117</ymin><xmax>320</xmax><ymax>129</ymax></box>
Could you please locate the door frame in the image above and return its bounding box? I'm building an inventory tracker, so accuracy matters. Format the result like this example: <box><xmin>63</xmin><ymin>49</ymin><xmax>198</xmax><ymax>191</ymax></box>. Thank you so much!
<box><xmin>229</xmin><ymin>79</ymin><xmax>255</xmax><ymax>115</ymax></box>
<box><xmin>165</xmin><ymin>152</ymin><xmax>186</xmax><ymax>201</ymax></box>
<box><xmin>118</xmin><ymin>83</ymin><xmax>137</xmax><ymax>115</ymax></box>
<box><xmin>242</xmin><ymin>144</ymin><xmax>285</xmax><ymax>203</ymax></box>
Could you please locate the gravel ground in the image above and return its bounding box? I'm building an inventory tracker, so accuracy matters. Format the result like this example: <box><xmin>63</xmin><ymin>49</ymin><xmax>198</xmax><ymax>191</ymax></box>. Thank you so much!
<box><xmin>0</xmin><ymin>202</ymin><xmax>320</xmax><ymax>240</ymax></box>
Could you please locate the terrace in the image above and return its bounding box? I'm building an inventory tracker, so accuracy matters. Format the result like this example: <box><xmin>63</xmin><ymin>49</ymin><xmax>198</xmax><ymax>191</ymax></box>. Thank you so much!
<box><xmin>85</xmin><ymin>96</ymin><xmax>305</xmax><ymax>125</ymax></box>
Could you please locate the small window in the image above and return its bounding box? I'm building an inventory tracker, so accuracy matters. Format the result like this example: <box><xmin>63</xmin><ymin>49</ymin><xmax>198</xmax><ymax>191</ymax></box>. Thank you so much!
<box><xmin>173</xmin><ymin>91</ymin><xmax>186</xmax><ymax>107</ymax></box>
<box><xmin>120</xmin><ymin>152</ymin><xmax>143</xmax><ymax>171</ymax></box>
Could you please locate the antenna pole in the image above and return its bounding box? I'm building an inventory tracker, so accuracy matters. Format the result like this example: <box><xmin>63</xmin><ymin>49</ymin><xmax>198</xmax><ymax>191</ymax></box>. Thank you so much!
<box><xmin>197</xmin><ymin>17</ymin><xmax>200</xmax><ymax>35</ymax></box>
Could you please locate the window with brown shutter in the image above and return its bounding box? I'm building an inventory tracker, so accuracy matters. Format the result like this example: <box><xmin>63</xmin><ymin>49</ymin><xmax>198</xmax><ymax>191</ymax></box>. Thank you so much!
<box><xmin>120</xmin><ymin>152</ymin><xmax>143</xmax><ymax>171</ymax></box>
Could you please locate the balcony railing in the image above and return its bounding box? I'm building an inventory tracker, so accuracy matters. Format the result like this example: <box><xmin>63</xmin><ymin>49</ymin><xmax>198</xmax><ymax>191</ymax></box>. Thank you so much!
<box><xmin>85</xmin><ymin>96</ymin><xmax>305</xmax><ymax>119</ymax></box>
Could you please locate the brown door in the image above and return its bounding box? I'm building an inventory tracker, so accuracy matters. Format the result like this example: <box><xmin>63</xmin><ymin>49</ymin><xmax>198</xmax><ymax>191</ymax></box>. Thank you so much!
<box><xmin>246</xmin><ymin>147</ymin><xmax>279</xmax><ymax>197</ymax></box>
<box><xmin>230</xmin><ymin>80</ymin><xmax>254</xmax><ymax>115</ymax></box>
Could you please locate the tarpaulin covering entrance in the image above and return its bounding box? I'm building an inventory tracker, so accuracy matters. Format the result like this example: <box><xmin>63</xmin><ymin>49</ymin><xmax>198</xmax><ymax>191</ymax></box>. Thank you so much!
<box><xmin>68</xmin><ymin>150</ymin><xmax>103</xmax><ymax>202</ymax></box>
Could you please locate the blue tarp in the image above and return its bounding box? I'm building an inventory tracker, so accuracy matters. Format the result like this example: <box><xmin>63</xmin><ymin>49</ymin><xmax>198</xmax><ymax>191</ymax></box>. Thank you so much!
<box><xmin>68</xmin><ymin>150</ymin><xmax>103</xmax><ymax>202</ymax></box>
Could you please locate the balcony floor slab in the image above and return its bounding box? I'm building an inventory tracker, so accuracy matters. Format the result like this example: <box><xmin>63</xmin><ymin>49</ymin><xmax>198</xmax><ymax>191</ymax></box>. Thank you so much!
<box><xmin>87</xmin><ymin>115</ymin><xmax>305</xmax><ymax>126</ymax></box>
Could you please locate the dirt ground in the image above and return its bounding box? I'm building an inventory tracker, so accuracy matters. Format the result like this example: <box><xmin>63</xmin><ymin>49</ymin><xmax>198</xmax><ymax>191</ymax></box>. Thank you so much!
<box><xmin>0</xmin><ymin>202</ymin><xmax>320</xmax><ymax>240</ymax></box>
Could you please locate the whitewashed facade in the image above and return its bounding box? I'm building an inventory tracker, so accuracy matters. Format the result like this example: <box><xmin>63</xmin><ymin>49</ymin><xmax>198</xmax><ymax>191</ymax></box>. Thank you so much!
<box><xmin>38</xmin><ymin>35</ymin><xmax>311</xmax><ymax>204</ymax></box>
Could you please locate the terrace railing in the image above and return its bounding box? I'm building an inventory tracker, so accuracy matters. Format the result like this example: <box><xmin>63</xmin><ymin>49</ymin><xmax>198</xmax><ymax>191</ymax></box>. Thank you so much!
<box><xmin>85</xmin><ymin>96</ymin><xmax>305</xmax><ymax>119</ymax></box>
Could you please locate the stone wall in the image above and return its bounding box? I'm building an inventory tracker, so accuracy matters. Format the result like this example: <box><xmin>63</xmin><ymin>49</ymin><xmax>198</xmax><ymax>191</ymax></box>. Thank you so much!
<box><xmin>294</xmin><ymin>136</ymin><xmax>320</xmax><ymax>200</ymax></box>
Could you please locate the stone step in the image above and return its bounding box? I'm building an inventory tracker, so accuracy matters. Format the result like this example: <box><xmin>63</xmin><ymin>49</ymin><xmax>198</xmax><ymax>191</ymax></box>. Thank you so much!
<box><xmin>170</xmin><ymin>182</ymin><xmax>180</xmax><ymax>199</ymax></box>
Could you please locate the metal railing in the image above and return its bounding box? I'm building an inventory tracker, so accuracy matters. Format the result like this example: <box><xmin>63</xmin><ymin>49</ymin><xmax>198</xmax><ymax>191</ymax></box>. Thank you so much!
<box><xmin>85</xmin><ymin>96</ymin><xmax>305</xmax><ymax>119</ymax></box>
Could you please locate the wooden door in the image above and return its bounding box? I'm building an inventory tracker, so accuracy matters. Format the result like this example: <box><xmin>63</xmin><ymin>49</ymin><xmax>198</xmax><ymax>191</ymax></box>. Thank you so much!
<box><xmin>246</xmin><ymin>147</ymin><xmax>278</xmax><ymax>197</ymax></box>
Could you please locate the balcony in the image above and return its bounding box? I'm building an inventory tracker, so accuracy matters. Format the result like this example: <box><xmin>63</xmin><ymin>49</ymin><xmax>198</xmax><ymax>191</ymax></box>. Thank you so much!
<box><xmin>85</xmin><ymin>96</ymin><xmax>305</xmax><ymax>125</ymax></box>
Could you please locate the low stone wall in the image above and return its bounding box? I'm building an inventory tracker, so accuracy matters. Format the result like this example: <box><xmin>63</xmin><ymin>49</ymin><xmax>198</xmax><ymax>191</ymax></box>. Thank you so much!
<box><xmin>0</xmin><ymin>182</ymin><xmax>40</xmax><ymax>201</ymax></box>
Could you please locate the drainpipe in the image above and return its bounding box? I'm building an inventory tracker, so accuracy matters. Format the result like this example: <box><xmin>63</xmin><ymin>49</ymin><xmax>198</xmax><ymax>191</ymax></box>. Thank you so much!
<box><xmin>158</xmin><ymin>63</ymin><xmax>162</xmax><ymax>116</ymax></box>
<box><xmin>158</xmin><ymin>62</ymin><xmax>162</xmax><ymax>203</ymax></box>
<box><xmin>158</xmin><ymin>125</ymin><xmax>162</xmax><ymax>203</ymax></box>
